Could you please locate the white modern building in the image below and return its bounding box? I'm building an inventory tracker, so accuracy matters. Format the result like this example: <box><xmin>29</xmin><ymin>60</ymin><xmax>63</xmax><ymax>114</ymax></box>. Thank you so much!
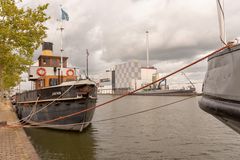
<box><xmin>115</xmin><ymin>61</ymin><xmax>141</xmax><ymax>91</ymax></box>
<box><xmin>139</xmin><ymin>67</ymin><xmax>157</xmax><ymax>88</ymax></box>
<box><xmin>92</xmin><ymin>61</ymin><xmax>157</xmax><ymax>94</ymax></box>
<box><xmin>90</xmin><ymin>69</ymin><xmax>115</xmax><ymax>94</ymax></box>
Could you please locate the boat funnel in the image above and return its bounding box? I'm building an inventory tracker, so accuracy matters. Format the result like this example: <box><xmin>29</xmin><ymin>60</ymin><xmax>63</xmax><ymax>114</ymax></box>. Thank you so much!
<box><xmin>42</xmin><ymin>42</ymin><xmax>53</xmax><ymax>56</ymax></box>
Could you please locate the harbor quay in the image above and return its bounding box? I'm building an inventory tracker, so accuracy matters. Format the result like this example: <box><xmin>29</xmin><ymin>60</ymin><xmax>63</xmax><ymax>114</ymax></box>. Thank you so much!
<box><xmin>0</xmin><ymin>99</ymin><xmax>39</xmax><ymax>160</ymax></box>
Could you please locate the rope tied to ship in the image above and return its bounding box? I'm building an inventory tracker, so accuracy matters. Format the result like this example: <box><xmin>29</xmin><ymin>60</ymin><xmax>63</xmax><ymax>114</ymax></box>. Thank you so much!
<box><xmin>34</xmin><ymin>44</ymin><xmax>230</xmax><ymax>125</ymax></box>
<box><xmin>5</xmin><ymin>44</ymin><xmax>231</xmax><ymax>128</ymax></box>
<box><xmin>8</xmin><ymin>81</ymin><xmax>78</xmax><ymax>125</ymax></box>
<box><xmin>7</xmin><ymin>96</ymin><xmax>40</xmax><ymax>126</ymax></box>
<box><xmin>9</xmin><ymin>95</ymin><xmax>197</xmax><ymax>129</ymax></box>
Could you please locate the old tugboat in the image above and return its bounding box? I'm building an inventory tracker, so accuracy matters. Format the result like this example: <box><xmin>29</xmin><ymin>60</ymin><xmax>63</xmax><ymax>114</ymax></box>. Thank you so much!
<box><xmin>15</xmin><ymin>42</ymin><xmax>97</xmax><ymax>131</ymax></box>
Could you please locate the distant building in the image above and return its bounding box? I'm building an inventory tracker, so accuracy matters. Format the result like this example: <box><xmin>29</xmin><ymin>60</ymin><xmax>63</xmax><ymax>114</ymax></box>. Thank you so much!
<box><xmin>90</xmin><ymin>69</ymin><xmax>115</xmax><ymax>94</ymax></box>
<box><xmin>115</xmin><ymin>61</ymin><xmax>141</xmax><ymax>93</ymax></box>
<box><xmin>92</xmin><ymin>61</ymin><xmax>158</xmax><ymax>94</ymax></box>
<box><xmin>139</xmin><ymin>67</ymin><xmax>157</xmax><ymax>89</ymax></box>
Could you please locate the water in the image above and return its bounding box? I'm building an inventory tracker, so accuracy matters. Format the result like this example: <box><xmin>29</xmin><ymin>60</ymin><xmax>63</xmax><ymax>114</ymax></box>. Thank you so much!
<box><xmin>25</xmin><ymin>95</ymin><xmax>240</xmax><ymax>160</ymax></box>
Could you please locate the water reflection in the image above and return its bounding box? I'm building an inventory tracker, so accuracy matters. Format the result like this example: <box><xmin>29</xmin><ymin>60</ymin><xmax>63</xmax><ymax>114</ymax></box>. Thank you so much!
<box><xmin>25</xmin><ymin>96</ymin><xmax>240</xmax><ymax>160</ymax></box>
<box><xmin>25</xmin><ymin>126</ymin><xmax>97</xmax><ymax>160</ymax></box>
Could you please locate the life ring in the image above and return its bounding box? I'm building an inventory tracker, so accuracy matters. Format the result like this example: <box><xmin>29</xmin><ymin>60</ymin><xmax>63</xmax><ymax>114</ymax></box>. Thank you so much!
<box><xmin>66</xmin><ymin>69</ymin><xmax>74</xmax><ymax>76</ymax></box>
<box><xmin>37</xmin><ymin>67</ymin><xmax>46</xmax><ymax>76</ymax></box>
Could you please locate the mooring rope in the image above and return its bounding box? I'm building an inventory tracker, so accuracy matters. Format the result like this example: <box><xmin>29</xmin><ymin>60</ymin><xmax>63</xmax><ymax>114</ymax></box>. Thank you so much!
<box><xmin>8</xmin><ymin>81</ymin><xmax>77</xmax><ymax>125</ymax></box>
<box><xmin>32</xmin><ymin>44</ymin><xmax>230</xmax><ymax>125</ymax></box>
<box><xmin>21</xmin><ymin>96</ymin><xmax>39</xmax><ymax>123</ymax></box>
<box><xmin>12</xmin><ymin>95</ymin><xmax>197</xmax><ymax>129</ymax></box>
<box><xmin>24</xmin><ymin>82</ymin><xmax>76</xmax><ymax>117</ymax></box>
<box><xmin>7</xmin><ymin>96</ymin><xmax>40</xmax><ymax>125</ymax></box>
<box><xmin>5</xmin><ymin>44</ymin><xmax>230</xmax><ymax>128</ymax></box>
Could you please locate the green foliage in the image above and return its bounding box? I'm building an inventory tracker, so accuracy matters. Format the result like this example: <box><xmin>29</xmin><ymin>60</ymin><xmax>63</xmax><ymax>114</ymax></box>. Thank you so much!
<box><xmin>0</xmin><ymin>0</ymin><xmax>49</xmax><ymax>91</ymax></box>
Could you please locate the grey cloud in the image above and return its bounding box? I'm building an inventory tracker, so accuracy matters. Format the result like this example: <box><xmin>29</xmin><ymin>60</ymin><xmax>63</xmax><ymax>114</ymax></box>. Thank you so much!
<box><xmin>24</xmin><ymin>0</ymin><xmax>240</xmax><ymax>75</ymax></box>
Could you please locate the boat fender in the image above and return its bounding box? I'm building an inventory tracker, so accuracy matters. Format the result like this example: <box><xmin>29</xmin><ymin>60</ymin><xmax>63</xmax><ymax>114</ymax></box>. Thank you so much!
<box><xmin>37</xmin><ymin>67</ymin><xmax>46</xmax><ymax>76</ymax></box>
<box><xmin>66</xmin><ymin>69</ymin><xmax>74</xmax><ymax>76</ymax></box>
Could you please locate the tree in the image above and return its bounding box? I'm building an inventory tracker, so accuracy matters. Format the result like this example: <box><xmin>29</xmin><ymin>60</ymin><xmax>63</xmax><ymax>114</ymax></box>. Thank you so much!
<box><xmin>0</xmin><ymin>0</ymin><xmax>49</xmax><ymax>94</ymax></box>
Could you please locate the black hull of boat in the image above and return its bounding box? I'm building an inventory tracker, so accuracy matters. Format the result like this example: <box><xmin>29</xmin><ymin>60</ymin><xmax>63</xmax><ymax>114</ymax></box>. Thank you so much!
<box><xmin>134</xmin><ymin>89</ymin><xmax>196</xmax><ymax>96</ymax></box>
<box><xmin>199</xmin><ymin>96</ymin><xmax>240</xmax><ymax>134</ymax></box>
<box><xmin>16</xmin><ymin>99</ymin><xmax>96</xmax><ymax>131</ymax></box>
<box><xmin>15</xmin><ymin>81</ymin><xmax>97</xmax><ymax>131</ymax></box>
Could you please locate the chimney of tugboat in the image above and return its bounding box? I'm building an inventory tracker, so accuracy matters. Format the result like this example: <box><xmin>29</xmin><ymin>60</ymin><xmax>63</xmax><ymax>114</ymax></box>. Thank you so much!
<box><xmin>42</xmin><ymin>42</ymin><xmax>53</xmax><ymax>56</ymax></box>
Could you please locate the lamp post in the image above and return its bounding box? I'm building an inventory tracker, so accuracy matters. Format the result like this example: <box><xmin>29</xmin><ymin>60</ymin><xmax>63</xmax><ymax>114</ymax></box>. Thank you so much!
<box><xmin>146</xmin><ymin>30</ymin><xmax>150</xmax><ymax>68</ymax></box>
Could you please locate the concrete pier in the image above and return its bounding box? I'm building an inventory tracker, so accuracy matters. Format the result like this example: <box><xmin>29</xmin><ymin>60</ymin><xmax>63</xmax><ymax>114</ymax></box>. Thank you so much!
<box><xmin>0</xmin><ymin>100</ymin><xmax>39</xmax><ymax>160</ymax></box>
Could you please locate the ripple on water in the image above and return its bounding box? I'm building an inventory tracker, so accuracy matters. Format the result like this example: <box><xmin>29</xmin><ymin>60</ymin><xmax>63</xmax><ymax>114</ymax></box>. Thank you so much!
<box><xmin>25</xmin><ymin>96</ymin><xmax>240</xmax><ymax>160</ymax></box>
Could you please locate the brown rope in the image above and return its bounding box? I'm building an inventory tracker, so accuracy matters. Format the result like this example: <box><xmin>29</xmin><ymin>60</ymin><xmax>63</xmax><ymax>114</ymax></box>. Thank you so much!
<box><xmin>6</xmin><ymin>95</ymin><xmax>197</xmax><ymax>129</ymax></box>
<box><xmin>33</xmin><ymin>44</ymin><xmax>229</xmax><ymax>125</ymax></box>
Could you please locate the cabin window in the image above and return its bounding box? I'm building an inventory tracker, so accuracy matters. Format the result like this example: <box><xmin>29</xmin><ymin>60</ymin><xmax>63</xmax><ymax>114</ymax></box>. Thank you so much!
<box><xmin>63</xmin><ymin>59</ymin><xmax>67</xmax><ymax>67</ymax></box>
<box><xmin>49</xmin><ymin>78</ymin><xmax>58</xmax><ymax>86</ymax></box>
<box><xmin>52</xmin><ymin>58</ymin><xmax>58</xmax><ymax>67</ymax></box>
<box><xmin>39</xmin><ymin>79</ymin><xmax>44</xmax><ymax>88</ymax></box>
<box><xmin>43</xmin><ymin>58</ymin><xmax>50</xmax><ymax>66</ymax></box>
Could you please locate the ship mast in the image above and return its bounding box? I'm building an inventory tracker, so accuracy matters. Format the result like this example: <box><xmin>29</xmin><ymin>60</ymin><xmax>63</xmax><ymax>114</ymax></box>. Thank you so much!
<box><xmin>60</xmin><ymin>17</ymin><xmax>64</xmax><ymax>83</ymax></box>
<box><xmin>59</xmin><ymin>5</ymin><xmax>69</xmax><ymax>83</ymax></box>
<box><xmin>86</xmin><ymin>49</ymin><xmax>89</xmax><ymax>78</ymax></box>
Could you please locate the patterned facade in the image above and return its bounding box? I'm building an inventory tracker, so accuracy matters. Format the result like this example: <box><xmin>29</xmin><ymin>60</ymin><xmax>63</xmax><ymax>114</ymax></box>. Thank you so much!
<box><xmin>115</xmin><ymin>61</ymin><xmax>141</xmax><ymax>89</ymax></box>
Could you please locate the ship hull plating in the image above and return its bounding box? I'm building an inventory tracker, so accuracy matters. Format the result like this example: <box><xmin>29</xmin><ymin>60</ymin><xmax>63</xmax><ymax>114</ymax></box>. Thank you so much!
<box><xmin>16</xmin><ymin>80</ymin><xmax>97</xmax><ymax>131</ymax></box>
<box><xmin>199</xmin><ymin>44</ymin><xmax>240</xmax><ymax>134</ymax></box>
<box><xmin>199</xmin><ymin>96</ymin><xmax>240</xmax><ymax>134</ymax></box>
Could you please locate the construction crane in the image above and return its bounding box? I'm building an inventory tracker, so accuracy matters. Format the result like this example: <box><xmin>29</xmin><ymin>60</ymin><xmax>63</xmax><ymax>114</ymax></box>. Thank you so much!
<box><xmin>181</xmin><ymin>72</ymin><xmax>196</xmax><ymax>89</ymax></box>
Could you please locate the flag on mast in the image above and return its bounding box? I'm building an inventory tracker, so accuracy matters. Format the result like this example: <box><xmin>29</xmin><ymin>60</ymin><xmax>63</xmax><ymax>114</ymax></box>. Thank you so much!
<box><xmin>61</xmin><ymin>8</ymin><xmax>69</xmax><ymax>21</ymax></box>
<box><xmin>216</xmin><ymin>0</ymin><xmax>226</xmax><ymax>45</ymax></box>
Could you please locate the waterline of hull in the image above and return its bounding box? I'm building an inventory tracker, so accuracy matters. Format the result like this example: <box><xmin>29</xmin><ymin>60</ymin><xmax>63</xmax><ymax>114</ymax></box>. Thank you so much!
<box><xmin>16</xmin><ymin>99</ymin><xmax>96</xmax><ymax>131</ymax></box>
<box><xmin>199</xmin><ymin>96</ymin><xmax>240</xmax><ymax>134</ymax></box>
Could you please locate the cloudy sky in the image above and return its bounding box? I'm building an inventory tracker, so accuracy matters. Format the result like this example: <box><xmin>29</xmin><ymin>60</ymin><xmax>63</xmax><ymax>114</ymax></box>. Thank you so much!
<box><xmin>18</xmin><ymin>0</ymin><xmax>240</xmax><ymax>91</ymax></box>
